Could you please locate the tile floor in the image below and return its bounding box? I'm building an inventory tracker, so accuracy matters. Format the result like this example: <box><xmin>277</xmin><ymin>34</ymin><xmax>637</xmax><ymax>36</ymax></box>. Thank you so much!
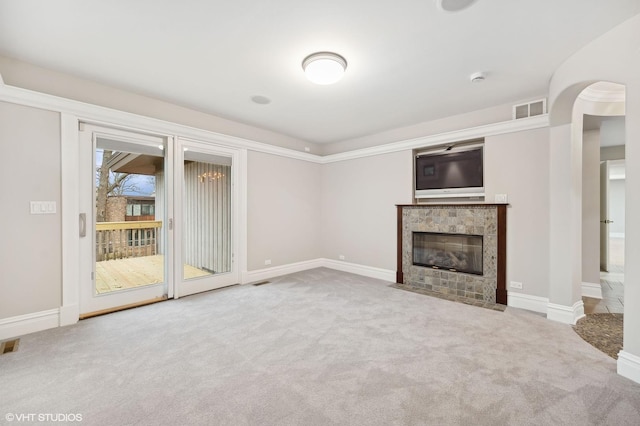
<box><xmin>583</xmin><ymin>269</ymin><xmax>624</xmax><ymax>314</ymax></box>
<box><xmin>583</xmin><ymin>237</ymin><xmax>624</xmax><ymax>314</ymax></box>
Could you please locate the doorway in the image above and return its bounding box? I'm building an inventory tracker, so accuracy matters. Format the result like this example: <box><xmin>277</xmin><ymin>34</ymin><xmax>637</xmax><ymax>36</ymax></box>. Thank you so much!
<box><xmin>78</xmin><ymin>124</ymin><xmax>239</xmax><ymax>317</ymax></box>
<box><xmin>580</xmin><ymin>94</ymin><xmax>625</xmax><ymax>315</ymax></box>
<box><xmin>599</xmin><ymin>159</ymin><xmax>625</xmax><ymax>313</ymax></box>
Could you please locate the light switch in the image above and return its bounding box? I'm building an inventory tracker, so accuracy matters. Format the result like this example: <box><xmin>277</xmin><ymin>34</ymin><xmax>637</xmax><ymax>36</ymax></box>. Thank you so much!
<box><xmin>30</xmin><ymin>201</ymin><xmax>57</xmax><ymax>214</ymax></box>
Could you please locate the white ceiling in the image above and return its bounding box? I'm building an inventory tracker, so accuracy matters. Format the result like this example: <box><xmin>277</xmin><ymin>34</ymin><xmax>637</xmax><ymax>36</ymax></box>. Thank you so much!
<box><xmin>0</xmin><ymin>0</ymin><xmax>638</xmax><ymax>145</ymax></box>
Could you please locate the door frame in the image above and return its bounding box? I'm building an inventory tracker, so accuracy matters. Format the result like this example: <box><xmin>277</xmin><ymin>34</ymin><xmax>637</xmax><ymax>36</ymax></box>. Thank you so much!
<box><xmin>600</xmin><ymin>160</ymin><xmax>611</xmax><ymax>272</ymax></box>
<box><xmin>78</xmin><ymin>123</ymin><xmax>173</xmax><ymax>316</ymax></box>
<box><xmin>60</xmin><ymin>112</ymin><xmax>248</xmax><ymax>325</ymax></box>
<box><xmin>173</xmin><ymin>137</ymin><xmax>241</xmax><ymax>298</ymax></box>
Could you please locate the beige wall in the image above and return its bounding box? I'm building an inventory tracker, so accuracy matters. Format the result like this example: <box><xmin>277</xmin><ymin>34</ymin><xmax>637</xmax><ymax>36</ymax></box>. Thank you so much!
<box><xmin>601</xmin><ymin>145</ymin><xmax>625</xmax><ymax>161</ymax></box>
<box><xmin>581</xmin><ymin>130</ymin><xmax>601</xmax><ymax>284</ymax></box>
<box><xmin>320</xmin><ymin>97</ymin><xmax>547</xmax><ymax>155</ymax></box>
<box><xmin>247</xmin><ymin>151</ymin><xmax>322</xmax><ymax>271</ymax></box>
<box><xmin>319</xmin><ymin>127</ymin><xmax>553</xmax><ymax>295</ymax></box>
<box><xmin>484</xmin><ymin>128</ymin><xmax>550</xmax><ymax>298</ymax></box>
<box><xmin>320</xmin><ymin>151</ymin><xmax>413</xmax><ymax>270</ymax></box>
<box><xmin>0</xmin><ymin>101</ymin><xmax>61</xmax><ymax>319</ymax></box>
<box><xmin>0</xmin><ymin>55</ymin><xmax>316</xmax><ymax>154</ymax></box>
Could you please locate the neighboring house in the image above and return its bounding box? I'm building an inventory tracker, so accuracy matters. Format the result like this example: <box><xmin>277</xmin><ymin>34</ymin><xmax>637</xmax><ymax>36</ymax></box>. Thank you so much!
<box><xmin>124</xmin><ymin>196</ymin><xmax>156</xmax><ymax>222</ymax></box>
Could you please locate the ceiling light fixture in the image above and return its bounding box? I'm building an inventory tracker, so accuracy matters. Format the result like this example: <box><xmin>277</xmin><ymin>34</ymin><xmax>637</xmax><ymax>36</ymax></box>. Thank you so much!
<box><xmin>302</xmin><ymin>52</ymin><xmax>347</xmax><ymax>85</ymax></box>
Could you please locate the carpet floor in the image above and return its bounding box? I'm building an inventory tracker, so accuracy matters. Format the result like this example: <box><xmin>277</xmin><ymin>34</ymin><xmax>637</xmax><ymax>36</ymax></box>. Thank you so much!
<box><xmin>1</xmin><ymin>268</ymin><xmax>640</xmax><ymax>425</ymax></box>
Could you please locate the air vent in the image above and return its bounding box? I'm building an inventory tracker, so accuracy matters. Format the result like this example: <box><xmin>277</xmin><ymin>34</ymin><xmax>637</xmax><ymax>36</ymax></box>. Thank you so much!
<box><xmin>1</xmin><ymin>339</ymin><xmax>20</xmax><ymax>354</ymax></box>
<box><xmin>512</xmin><ymin>99</ymin><xmax>546</xmax><ymax>120</ymax></box>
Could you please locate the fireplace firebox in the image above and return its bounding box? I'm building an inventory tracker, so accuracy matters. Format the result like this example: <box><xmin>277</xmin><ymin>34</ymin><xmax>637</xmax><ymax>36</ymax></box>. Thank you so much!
<box><xmin>412</xmin><ymin>232</ymin><xmax>483</xmax><ymax>275</ymax></box>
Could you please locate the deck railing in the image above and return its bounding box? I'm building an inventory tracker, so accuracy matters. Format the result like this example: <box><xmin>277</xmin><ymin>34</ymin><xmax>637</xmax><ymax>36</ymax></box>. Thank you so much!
<box><xmin>96</xmin><ymin>220</ymin><xmax>162</xmax><ymax>261</ymax></box>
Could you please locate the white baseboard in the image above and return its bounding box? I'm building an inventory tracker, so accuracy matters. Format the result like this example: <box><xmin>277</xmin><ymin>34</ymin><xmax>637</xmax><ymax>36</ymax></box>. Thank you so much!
<box><xmin>0</xmin><ymin>309</ymin><xmax>60</xmax><ymax>341</ymax></box>
<box><xmin>241</xmin><ymin>259</ymin><xmax>325</xmax><ymax>284</ymax></box>
<box><xmin>507</xmin><ymin>292</ymin><xmax>549</xmax><ymax>314</ymax></box>
<box><xmin>59</xmin><ymin>304</ymin><xmax>80</xmax><ymax>327</ymax></box>
<box><xmin>582</xmin><ymin>281</ymin><xmax>603</xmax><ymax>299</ymax></box>
<box><xmin>547</xmin><ymin>300</ymin><xmax>585</xmax><ymax>325</ymax></box>
<box><xmin>618</xmin><ymin>350</ymin><xmax>640</xmax><ymax>385</ymax></box>
<box><xmin>242</xmin><ymin>258</ymin><xmax>396</xmax><ymax>284</ymax></box>
<box><xmin>322</xmin><ymin>259</ymin><xmax>395</xmax><ymax>282</ymax></box>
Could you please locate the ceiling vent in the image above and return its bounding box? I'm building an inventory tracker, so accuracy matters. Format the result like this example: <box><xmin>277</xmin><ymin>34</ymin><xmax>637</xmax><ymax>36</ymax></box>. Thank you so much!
<box><xmin>512</xmin><ymin>99</ymin><xmax>547</xmax><ymax>120</ymax></box>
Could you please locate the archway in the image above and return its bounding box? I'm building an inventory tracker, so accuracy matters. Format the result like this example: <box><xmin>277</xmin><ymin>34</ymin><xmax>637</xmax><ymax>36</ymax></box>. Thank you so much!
<box><xmin>546</xmin><ymin>11</ymin><xmax>640</xmax><ymax>381</ymax></box>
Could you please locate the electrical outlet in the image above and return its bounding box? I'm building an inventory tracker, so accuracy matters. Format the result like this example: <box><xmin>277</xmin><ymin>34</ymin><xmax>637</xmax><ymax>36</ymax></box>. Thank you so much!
<box><xmin>510</xmin><ymin>281</ymin><xmax>523</xmax><ymax>290</ymax></box>
<box><xmin>495</xmin><ymin>194</ymin><xmax>508</xmax><ymax>203</ymax></box>
<box><xmin>264</xmin><ymin>259</ymin><xmax>272</xmax><ymax>266</ymax></box>
<box><xmin>339</xmin><ymin>255</ymin><xmax>345</xmax><ymax>260</ymax></box>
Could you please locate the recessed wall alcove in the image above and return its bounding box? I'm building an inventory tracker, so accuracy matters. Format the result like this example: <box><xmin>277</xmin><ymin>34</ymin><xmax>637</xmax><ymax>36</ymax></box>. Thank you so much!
<box><xmin>396</xmin><ymin>204</ymin><xmax>507</xmax><ymax>306</ymax></box>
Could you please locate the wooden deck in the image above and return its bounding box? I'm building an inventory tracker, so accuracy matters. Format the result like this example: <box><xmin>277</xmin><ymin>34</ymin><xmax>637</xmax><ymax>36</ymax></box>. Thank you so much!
<box><xmin>95</xmin><ymin>255</ymin><xmax>211</xmax><ymax>293</ymax></box>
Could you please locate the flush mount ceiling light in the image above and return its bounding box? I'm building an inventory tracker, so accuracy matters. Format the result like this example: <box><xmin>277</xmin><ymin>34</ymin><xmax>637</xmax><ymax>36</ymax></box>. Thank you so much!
<box><xmin>302</xmin><ymin>52</ymin><xmax>347</xmax><ymax>85</ymax></box>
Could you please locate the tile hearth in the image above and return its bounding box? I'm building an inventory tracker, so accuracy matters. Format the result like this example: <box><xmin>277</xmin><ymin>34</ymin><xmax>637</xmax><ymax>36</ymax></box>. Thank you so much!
<box><xmin>390</xmin><ymin>283</ymin><xmax>506</xmax><ymax>312</ymax></box>
<box><xmin>396</xmin><ymin>204</ymin><xmax>507</xmax><ymax>306</ymax></box>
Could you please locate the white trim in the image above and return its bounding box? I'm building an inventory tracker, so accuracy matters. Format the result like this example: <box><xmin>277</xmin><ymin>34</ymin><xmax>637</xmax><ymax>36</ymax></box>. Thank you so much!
<box><xmin>58</xmin><ymin>305</ymin><xmax>79</xmax><ymax>327</ymax></box>
<box><xmin>610</xmin><ymin>232</ymin><xmax>625</xmax><ymax>239</ymax></box>
<box><xmin>241</xmin><ymin>259</ymin><xmax>325</xmax><ymax>284</ymax></box>
<box><xmin>238</xmin><ymin>149</ymin><xmax>249</xmax><ymax>286</ymax></box>
<box><xmin>320</xmin><ymin>115</ymin><xmax>549</xmax><ymax>163</ymax></box>
<box><xmin>547</xmin><ymin>300</ymin><xmax>585</xmax><ymax>325</ymax></box>
<box><xmin>582</xmin><ymin>281</ymin><xmax>603</xmax><ymax>299</ymax></box>
<box><xmin>241</xmin><ymin>258</ymin><xmax>395</xmax><ymax>285</ymax></box>
<box><xmin>618</xmin><ymin>351</ymin><xmax>640</xmax><ymax>385</ymax></box>
<box><xmin>322</xmin><ymin>259</ymin><xmax>395</xmax><ymax>282</ymax></box>
<box><xmin>0</xmin><ymin>82</ymin><xmax>549</xmax><ymax>165</ymax></box>
<box><xmin>0</xmin><ymin>83</ymin><xmax>321</xmax><ymax>164</ymax></box>
<box><xmin>507</xmin><ymin>292</ymin><xmax>549</xmax><ymax>314</ymax></box>
<box><xmin>0</xmin><ymin>309</ymin><xmax>60</xmax><ymax>341</ymax></box>
<box><xmin>60</xmin><ymin>113</ymin><xmax>80</xmax><ymax>326</ymax></box>
<box><xmin>172</xmin><ymin>138</ymin><xmax>242</xmax><ymax>298</ymax></box>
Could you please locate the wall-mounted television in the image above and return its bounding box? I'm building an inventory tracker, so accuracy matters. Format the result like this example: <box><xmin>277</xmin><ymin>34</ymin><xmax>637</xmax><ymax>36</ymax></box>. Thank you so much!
<box><xmin>414</xmin><ymin>143</ymin><xmax>484</xmax><ymax>199</ymax></box>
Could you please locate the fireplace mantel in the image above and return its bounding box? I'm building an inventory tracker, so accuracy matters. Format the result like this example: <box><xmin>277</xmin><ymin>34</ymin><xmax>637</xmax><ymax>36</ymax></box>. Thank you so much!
<box><xmin>396</xmin><ymin>204</ymin><xmax>507</xmax><ymax>305</ymax></box>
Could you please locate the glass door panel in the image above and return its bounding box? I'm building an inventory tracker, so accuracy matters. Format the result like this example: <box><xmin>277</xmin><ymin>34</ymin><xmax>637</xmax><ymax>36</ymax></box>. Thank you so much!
<box><xmin>79</xmin><ymin>125</ymin><xmax>168</xmax><ymax>315</ymax></box>
<box><xmin>176</xmin><ymin>142</ymin><xmax>237</xmax><ymax>297</ymax></box>
<box><xmin>183</xmin><ymin>157</ymin><xmax>231</xmax><ymax>279</ymax></box>
<box><xmin>94</xmin><ymin>142</ymin><xmax>166</xmax><ymax>293</ymax></box>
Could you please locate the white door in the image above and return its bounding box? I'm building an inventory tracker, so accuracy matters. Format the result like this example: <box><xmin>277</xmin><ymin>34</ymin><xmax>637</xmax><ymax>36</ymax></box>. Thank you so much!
<box><xmin>79</xmin><ymin>124</ymin><xmax>171</xmax><ymax>316</ymax></box>
<box><xmin>600</xmin><ymin>160</ymin><xmax>611</xmax><ymax>272</ymax></box>
<box><xmin>173</xmin><ymin>138</ymin><xmax>239</xmax><ymax>297</ymax></box>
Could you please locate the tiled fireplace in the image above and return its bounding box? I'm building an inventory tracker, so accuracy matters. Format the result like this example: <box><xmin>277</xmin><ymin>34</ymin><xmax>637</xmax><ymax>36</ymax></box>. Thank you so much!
<box><xmin>396</xmin><ymin>204</ymin><xmax>507</xmax><ymax>305</ymax></box>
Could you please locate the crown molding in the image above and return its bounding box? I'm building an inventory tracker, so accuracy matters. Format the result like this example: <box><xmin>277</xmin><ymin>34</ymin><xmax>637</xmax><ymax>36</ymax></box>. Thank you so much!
<box><xmin>319</xmin><ymin>114</ymin><xmax>549</xmax><ymax>164</ymax></box>
<box><xmin>0</xmin><ymin>81</ymin><xmax>321</xmax><ymax>164</ymax></box>
<box><xmin>0</xmin><ymin>79</ymin><xmax>549</xmax><ymax>165</ymax></box>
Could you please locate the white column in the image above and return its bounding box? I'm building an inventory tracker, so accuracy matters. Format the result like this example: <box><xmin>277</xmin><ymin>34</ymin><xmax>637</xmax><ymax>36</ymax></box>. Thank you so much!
<box><xmin>547</xmin><ymin>121</ymin><xmax>584</xmax><ymax>324</ymax></box>
<box><xmin>618</xmin><ymin>81</ymin><xmax>640</xmax><ymax>382</ymax></box>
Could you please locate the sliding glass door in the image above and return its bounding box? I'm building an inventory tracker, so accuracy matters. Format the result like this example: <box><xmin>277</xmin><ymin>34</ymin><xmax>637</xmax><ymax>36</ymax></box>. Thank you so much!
<box><xmin>79</xmin><ymin>125</ymin><xmax>169</xmax><ymax>316</ymax></box>
<box><xmin>78</xmin><ymin>125</ymin><xmax>240</xmax><ymax>316</ymax></box>
<box><xmin>174</xmin><ymin>139</ymin><xmax>238</xmax><ymax>297</ymax></box>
